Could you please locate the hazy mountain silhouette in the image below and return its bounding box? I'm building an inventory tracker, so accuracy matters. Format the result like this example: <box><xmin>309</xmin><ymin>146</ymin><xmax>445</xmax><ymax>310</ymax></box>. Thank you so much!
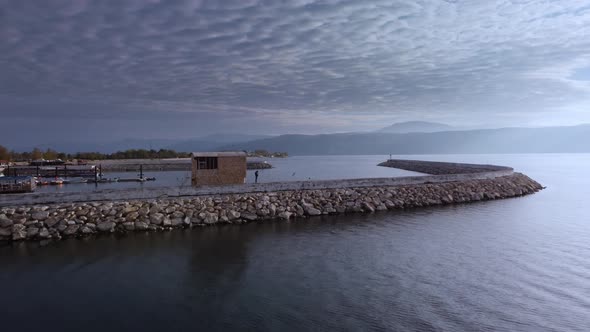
<box><xmin>220</xmin><ymin>125</ymin><xmax>590</xmax><ymax>155</ymax></box>
<box><xmin>165</xmin><ymin>134</ymin><xmax>272</xmax><ymax>152</ymax></box>
<box><xmin>377</xmin><ymin>121</ymin><xmax>453</xmax><ymax>133</ymax></box>
<box><xmin>12</xmin><ymin>125</ymin><xmax>590</xmax><ymax>155</ymax></box>
<box><xmin>11</xmin><ymin>134</ymin><xmax>272</xmax><ymax>153</ymax></box>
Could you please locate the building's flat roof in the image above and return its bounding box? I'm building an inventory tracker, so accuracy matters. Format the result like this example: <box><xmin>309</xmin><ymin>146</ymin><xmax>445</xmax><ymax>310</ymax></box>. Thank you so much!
<box><xmin>0</xmin><ymin>176</ymin><xmax>34</xmax><ymax>182</ymax></box>
<box><xmin>192</xmin><ymin>152</ymin><xmax>246</xmax><ymax>157</ymax></box>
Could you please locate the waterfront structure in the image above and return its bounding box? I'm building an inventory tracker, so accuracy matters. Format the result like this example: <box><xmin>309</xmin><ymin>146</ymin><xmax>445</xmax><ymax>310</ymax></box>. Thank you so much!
<box><xmin>0</xmin><ymin>176</ymin><xmax>36</xmax><ymax>193</ymax></box>
<box><xmin>30</xmin><ymin>159</ymin><xmax>66</xmax><ymax>166</ymax></box>
<box><xmin>0</xmin><ymin>160</ymin><xmax>8</xmax><ymax>176</ymax></box>
<box><xmin>191</xmin><ymin>152</ymin><xmax>247</xmax><ymax>186</ymax></box>
<box><xmin>5</xmin><ymin>165</ymin><xmax>96</xmax><ymax>178</ymax></box>
<box><xmin>0</xmin><ymin>159</ymin><xmax>544</xmax><ymax>242</ymax></box>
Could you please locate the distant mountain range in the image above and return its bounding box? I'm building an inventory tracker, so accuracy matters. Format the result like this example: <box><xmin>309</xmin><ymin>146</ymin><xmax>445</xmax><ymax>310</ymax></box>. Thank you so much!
<box><xmin>377</xmin><ymin>121</ymin><xmax>453</xmax><ymax>133</ymax></box>
<box><xmin>10</xmin><ymin>134</ymin><xmax>272</xmax><ymax>154</ymax></box>
<box><xmin>165</xmin><ymin>134</ymin><xmax>272</xmax><ymax>153</ymax></box>
<box><xmin>10</xmin><ymin>122</ymin><xmax>590</xmax><ymax>155</ymax></box>
<box><xmin>219</xmin><ymin>124</ymin><xmax>590</xmax><ymax>155</ymax></box>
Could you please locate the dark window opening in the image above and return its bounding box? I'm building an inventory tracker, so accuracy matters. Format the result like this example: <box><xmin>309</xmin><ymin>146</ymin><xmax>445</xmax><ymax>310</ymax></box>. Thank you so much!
<box><xmin>195</xmin><ymin>157</ymin><xmax>218</xmax><ymax>170</ymax></box>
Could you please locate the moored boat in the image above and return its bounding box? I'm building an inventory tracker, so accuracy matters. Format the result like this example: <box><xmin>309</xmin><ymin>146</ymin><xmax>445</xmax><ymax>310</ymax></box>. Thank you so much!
<box><xmin>66</xmin><ymin>178</ymin><xmax>89</xmax><ymax>184</ymax></box>
<box><xmin>88</xmin><ymin>178</ymin><xmax>119</xmax><ymax>183</ymax></box>
<box><xmin>35</xmin><ymin>177</ymin><xmax>50</xmax><ymax>186</ymax></box>
<box><xmin>50</xmin><ymin>178</ymin><xmax>65</xmax><ymax>185</ymax></box>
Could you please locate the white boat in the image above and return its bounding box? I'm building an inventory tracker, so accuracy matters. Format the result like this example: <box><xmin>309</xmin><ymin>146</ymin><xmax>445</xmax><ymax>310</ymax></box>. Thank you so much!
<box><xmin>63</xmin><ymin>178</ymin><xmax>89</xmax><ymax>184</ymax></box>
<box><xmin>50</xmin><ymin>178</ymin><xmax>65</xmax><ymax>185</ymax></box>
<box><xmin>0</xmin><ymin>167</ymin><xmax>4</xmax><ymax>177</ymax></box>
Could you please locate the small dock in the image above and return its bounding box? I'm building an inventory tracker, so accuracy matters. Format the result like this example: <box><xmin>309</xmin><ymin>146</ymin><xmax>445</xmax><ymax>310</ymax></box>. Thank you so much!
<box><xmin>0</xmin><ymin>176</ymin><xmax>37</xmax><ymax>194</ymax></box>
<box><xmin>4</xmin><ymin>165</ymin><xmax>97</xmax><ymax>178</ymax></box>
<box><xmin>116</xmin><ymin>177</ymin><xmax>156</xmax><ymax>183</ymax></box>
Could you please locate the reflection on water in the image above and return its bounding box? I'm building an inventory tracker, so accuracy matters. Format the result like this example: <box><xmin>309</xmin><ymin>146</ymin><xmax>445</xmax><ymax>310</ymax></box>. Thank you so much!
<box><xmin>2</xmin><ymin>154</ymin><xmax>590</xmax><ymax>331</ymax></box>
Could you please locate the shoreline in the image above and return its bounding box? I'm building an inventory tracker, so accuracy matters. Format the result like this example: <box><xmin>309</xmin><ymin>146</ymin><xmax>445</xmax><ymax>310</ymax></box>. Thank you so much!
<box><xmin>94</xmin><ymin>158</ymin><xmax>272</xmax><ymax>172</ymax></box>
<box><xmin>0</xmin><ymin>160</ymin><xmax>544</xmax><ymax>242</ymax></box>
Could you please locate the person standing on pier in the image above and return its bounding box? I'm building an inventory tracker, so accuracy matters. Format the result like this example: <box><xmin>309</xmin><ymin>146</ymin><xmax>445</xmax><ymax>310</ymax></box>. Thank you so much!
<box><xmin>255</xmin><ymin>171</ymin><xmax>259</xmax><ymax>183</ymax></box>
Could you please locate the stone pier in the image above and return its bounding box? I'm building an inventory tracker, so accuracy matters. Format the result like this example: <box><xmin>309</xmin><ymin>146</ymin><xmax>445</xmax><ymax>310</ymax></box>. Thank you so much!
<box><xmin>0</xmin><ymin>160</ymin><xmax>543</xmax><ymax>242</ymax></box>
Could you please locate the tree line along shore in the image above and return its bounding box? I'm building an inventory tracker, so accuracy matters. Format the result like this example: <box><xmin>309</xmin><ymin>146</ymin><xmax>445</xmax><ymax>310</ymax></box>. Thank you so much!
<box><xmin>0</xmin><ymin>145</ymin><xmax>287</xmax><ymax>163</ymax></box>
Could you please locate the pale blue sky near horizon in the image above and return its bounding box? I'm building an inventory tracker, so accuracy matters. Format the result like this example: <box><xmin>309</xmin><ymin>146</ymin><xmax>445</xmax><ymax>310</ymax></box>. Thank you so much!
<box><xmin>571</xmin><ymin>67</ymin><xmax>590</xmax><ymax>81</ymax></box>
<box><xmin>1</xmin><ymin>0</ymin><xmax>590</xmax><ymax>146</ymax></box>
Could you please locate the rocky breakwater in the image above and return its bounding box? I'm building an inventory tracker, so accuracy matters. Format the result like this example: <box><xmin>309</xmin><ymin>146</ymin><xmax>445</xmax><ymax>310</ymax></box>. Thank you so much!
<box><xmin>0</xmin><ymin>172</ymin><xmax>542</xmax><ymax>242</ymax></box>
<box><xmin>377</xmin><ymin>159</ymin><xmax>514</xmax><ymax>175</ymax></box>
<box><xmin>247</xmin><ymin>161</ymin><xmax>272</xmax><ymax>170</ymax></box>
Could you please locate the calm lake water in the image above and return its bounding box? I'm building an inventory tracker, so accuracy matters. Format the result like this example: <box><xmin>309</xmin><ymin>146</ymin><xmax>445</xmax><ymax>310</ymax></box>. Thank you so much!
<box><xmin>34</xmin><ymin>155</ymin><xmax>424</xmax><ymax>193</ymax></box>
<box><xmin>2</xmin><ymin>154</ymin><xmax>590</xmax><ymax>331</ymax></box>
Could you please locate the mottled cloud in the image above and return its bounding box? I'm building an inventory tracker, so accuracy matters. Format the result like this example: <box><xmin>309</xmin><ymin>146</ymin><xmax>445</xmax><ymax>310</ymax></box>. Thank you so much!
<box><xmin>1</xmin><ymin>0</ymin><xmax>590</xmax><ymax>142</ymax></box>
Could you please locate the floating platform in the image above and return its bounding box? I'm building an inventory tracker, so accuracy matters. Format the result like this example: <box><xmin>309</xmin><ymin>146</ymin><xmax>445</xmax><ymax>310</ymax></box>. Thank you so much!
<box><xmin>5</xmin><ymin>165</ymin><xmax>97</xmax><ymax>178</ymax></box>
<box><xmin>86</xmin><ymin>177</ymin><xmax>156</xmax><ymax>183</ymax></box>
<box><xmin>116</xmin><ymin>177</ymin><xmax>156</xmax><ymax>183</ymax></box>
<box><xmin>0</xmin><ymin>176</ymin><xmax>36</xmax><ymax>194</ymax></box>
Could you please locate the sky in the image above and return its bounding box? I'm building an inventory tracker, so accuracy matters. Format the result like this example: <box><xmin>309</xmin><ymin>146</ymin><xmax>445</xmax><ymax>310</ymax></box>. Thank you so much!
<box><xmin>1</xmin><ymin>0</ymin><xmax>590</xmax><ymax>146</ymax></box>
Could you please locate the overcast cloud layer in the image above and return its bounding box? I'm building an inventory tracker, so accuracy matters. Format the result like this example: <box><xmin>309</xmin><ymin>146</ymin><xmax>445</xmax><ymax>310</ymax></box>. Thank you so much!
<box><xmin>1</xmin><ymin>0</ymin><xmax>590</xmax><ymax>144</ymax></box>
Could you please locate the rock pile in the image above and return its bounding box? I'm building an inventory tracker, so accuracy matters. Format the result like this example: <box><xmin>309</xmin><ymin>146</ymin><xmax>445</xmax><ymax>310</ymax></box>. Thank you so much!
<box><xmin>378</xmin><ymin>159</ymin><xmax>513</xmax><ymax>175</ymax></box>
<box><xmin>247</xmin><ymin>161</ymin><xmax>273</xmax><ymax>170</ymax></box>
<box><xmin>0</xmin><ymin>173</ymin><xmax>543</xmax><ymax>242</ymax></box>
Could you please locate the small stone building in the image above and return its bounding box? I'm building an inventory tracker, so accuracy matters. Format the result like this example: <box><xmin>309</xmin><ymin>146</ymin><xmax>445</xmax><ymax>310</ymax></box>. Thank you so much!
<box><xmin>191</xmin><ymin>152</ymin><xmax>247</xmax><ymax>186</ymax></box>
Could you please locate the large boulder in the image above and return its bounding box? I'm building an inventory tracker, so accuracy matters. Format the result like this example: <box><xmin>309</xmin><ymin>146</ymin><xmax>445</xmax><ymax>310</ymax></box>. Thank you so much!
<box><xmin>375</xmin><ymin>204</ymin><xmax>388</xmax><ymax>211</ymax></box>
<box><xmin>123</xmin><ymin>206</ymin><xmax>139</xmax><ymax>214</ymax></box>
<box><xmin>63</xmin><ymin>225</ymin><xmax>80</xmax><ymax>235</ymax></box>
<box><xmin>149</xmin><ymin>205</ymin><xmax>161</xmax><ymax>215</ymax></box>
<box><xmin>150</xmin><ymin>213</ymin><xmax>165</xmax><ymax>225</ymax></box>
<box><xmin>75</xmin><ymin>209</ymin><xmax>88</xmax><ymax>217</ymax></box>
<box><xmin>135</xmin><ymin>222</ymin><xmax>149</xmax><ymax>230</ymax></box>
<box><xmin>171</xmin><ymin>211</ymin><xmax>185</xmax><ymax>219</ymax></box>
<box><xmin>170</xmin><ymin>218</ymin><xmax>183</xmax><ymax>227</ymax></box>
<box><xmin>241</xmin><ymin>212</ymin><xmax>258</xmax><ymax>221</ymax></box>
<box><xmin>122</xmin><ymin>222</ymin><xmax>135</xmax><ymax>231</ymax></box>
<box><xmin>0</xmin><ymin>217</ymin><xmax>13</xmax><ymax>228</ymax></box>
<box><xmin>138</xmin><ymin>206</ymin><xmax>150</xmax><ymax>216</ymax></box>
<box><xmin>97</xmin><ymin>222</ymin><xmax>115</xmax><ymax>232</ymax></box>
<box><xmin>26</xmin><ymin>227</ymin><xmax>40</xmax><ymax>238</ymax></box>
<box><xmin>361</xmin><ymin>202</ymin><xmax>375</xmax><ymax>213</ymax></box>
<box><xmin>384</xmin><ymin>200</ymin><xmax>396</xmax><ymax>209</ymax></box>
<box><xmin>31</xmin><ymin>211</ymin><xmax>49</xmax><ymax>221</ymax></box>
<box><xmin>227</xmin><ymin>210</ymin><xmax>241</xmax><ymax>220</ymax></box>
<box><xmin>12</xmin><ymin>224</ymin><xmax>26</xmax><ymax>240</ymax></box>
<box><xmin>81</xmin><ymin>226</ymin><xmax>94</xmax><ymax>234</ymax></box>
<box><xmin>278</xmin><ymin>211</ymin><xmax>292</xmax><ymax>220</ymax></box>
<box><xmin>302</xmin><ymin>203</ymin><xmax>321</xmax><ymax>216</ymax></box>
<box><xmin>0</xmin><ymin>227</ymin><xmax>12</xmax><ymax>237</ymax></box>
<box><xmin>199</xmin><ymin>212</ymin><xmax>218</xmax><ymax>224</ymax></box>
<box><xmin>39</xmin><ymin>228</ymin><xmax>50</xmax><ymax>238</ymax></box>
<box><xmin>3</xmin><ymin>208</ymin><xmax>15</xmax><ymax>216</ymax></box>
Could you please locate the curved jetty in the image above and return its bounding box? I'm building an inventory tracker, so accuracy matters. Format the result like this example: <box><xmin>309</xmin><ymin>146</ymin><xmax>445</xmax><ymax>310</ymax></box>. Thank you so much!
<box><xmin>246</xmin><ymin>161</ymin><xmax>272</xmax><ymax>170</ymax></box>
<box><xmin>0</xmin><ymin>159</ymin><xmax>543</xmax><ymax>242</ymax></box>
<box><xmin>377</xmin><ymin>159</ymin><xmax>514</xmax><ymax>175</ymax></box>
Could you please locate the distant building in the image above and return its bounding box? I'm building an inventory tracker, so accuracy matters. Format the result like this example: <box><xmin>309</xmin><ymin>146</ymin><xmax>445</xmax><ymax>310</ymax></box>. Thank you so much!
<box><xmin>191</xmin><ymin>152</ymin><xmax>247</xmax><ymax>186</ymax></box>
<box><xmin>30</xmin><ymin>159</ymin><xmax>65</xmax><ymax>166</ymax></box>
<box><xmin>0</xmin><ymin>176</ymin><xmax>36</xmax><ymax>193</ymax></box>
<box><xmin>6</xmin><ymin>165</ymin><xmax>96</xmax><ymax>177</ymax></box>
